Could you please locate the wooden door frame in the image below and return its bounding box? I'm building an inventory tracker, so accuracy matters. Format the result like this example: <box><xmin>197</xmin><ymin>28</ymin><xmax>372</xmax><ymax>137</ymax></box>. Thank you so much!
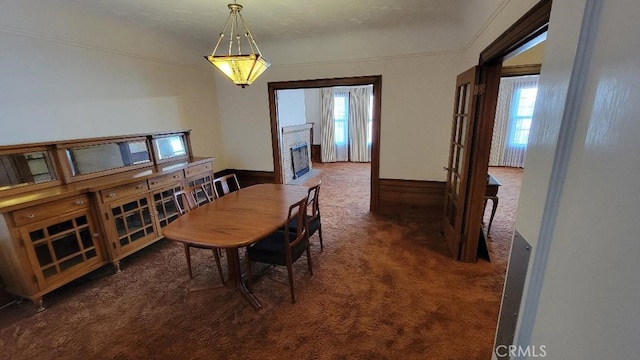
<box><xmin>459</xmin><ymin>0</ymin><xmax>552</xmax><ymax>262</ymax></box>
<box><xmin>268</xmin><ymin>75</ymin><xmax>382</xmax><ymax>212</ymax></box>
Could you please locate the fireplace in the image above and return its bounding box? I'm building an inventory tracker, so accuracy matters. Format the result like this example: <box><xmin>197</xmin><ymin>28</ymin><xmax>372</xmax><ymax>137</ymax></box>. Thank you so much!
<box><xmin>291</xmin><ymin>143</ymin><xmax>309</xmax><ymax>179</ymax></box>
<box><xmin>281</xmin><ymin>124</ymin><xmax>314</xmax><ymax>184</ymax></box>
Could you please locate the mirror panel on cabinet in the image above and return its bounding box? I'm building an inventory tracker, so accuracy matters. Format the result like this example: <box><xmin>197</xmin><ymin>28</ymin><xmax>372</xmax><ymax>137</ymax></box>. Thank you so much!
<box><xmin>60</xmin><ymin>138</ymin><xmax>152</xmax><ymax>182</ymax></box>
<box><xmin>0</xmin><ymin>148</ymin><xmax>59</xmax><ymax>194</ymax></box>
<box><xmin>152</xmin><ymin>134</ymin><xmax>189</xmax><ymax>164</ymax></box>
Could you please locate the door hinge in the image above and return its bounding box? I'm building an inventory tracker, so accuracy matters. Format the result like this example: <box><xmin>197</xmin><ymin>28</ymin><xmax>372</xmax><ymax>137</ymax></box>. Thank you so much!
<box><xmin>473</xmin><ymin>84</ymin><xmax>486</xmax><ymax>96</ymax></box>
<box><xmin>33</xmin><ymin>275</ymin><xmax>38</xmax><ymax>283</ymax></box>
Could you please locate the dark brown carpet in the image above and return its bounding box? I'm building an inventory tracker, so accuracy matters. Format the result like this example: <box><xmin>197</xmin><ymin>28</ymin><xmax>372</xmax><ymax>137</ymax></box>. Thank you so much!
<box><xmin>0</xmin><ymin>163</ymin><xmax>522</xmax><ymax>359</ymax></box>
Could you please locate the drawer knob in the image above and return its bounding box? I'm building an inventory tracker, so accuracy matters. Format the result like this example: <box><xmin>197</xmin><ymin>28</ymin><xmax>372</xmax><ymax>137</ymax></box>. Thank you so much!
<box><xmin>137</xmin><ymin>185</ymin><xmax>144</xmax><ymax>189</ymax></box>
<box><xmin>92</xmin><ymin>233</ymin><xmax>100</xmax><ymax>238</ymax></box>
<box><xmin>150</xmin><ymin>182</ymin><xmax>157</xmax><ymax>186</ymax></box>
<box><xmin>74</xmin><ymin>200</ymin><xmax>85</xmax><ymax>205</ymax></box>
<box><xmin>108</xmin><ymin>192</ymin><xmax>117</xmax><ymax>198</ymax></box>
<box><xmin>173</xmin><ymin>175</ymin><xmax>180</xmax><ymax>179</ymax></box>
<box><xmin>25</xmin><ymin>213</ymin><xmax>36</xmax><ymax>219</ymax></box>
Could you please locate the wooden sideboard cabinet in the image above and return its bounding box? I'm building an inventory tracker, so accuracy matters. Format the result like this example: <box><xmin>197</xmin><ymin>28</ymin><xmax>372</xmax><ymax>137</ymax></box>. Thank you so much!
<box><xmin>0</xmin><ymin>194</ymin><xmax>107</xmax><ymax>311</ymax></box>
<box><xmin>0</xmin><ymin>130</ymin><xmax>215</xmax><ymax>310</ymax></box>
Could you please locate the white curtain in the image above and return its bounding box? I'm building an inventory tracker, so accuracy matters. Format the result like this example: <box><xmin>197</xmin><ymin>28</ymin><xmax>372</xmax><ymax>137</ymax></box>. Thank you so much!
<box><xmin>489</xmin><ymin>75</ymin><xmax>539</xmax><ymax>167</ymax></box>
<box><xmin>320</xmin><ymin>88</ymin><xmax>337</xmax><ymax>162</ymax></box>
<box><xmin>334</xmin><ymin>89</ymin><xmax>349</xmax><ymax>162</ymax></box>
<box><xmin>348</xmin><ymin>86</ymin><xmax>372</xmax><ymax>162</ymax></box>
<box><xmin>320</xmin><ymin>86</ymin><xmax>372</xmax><ymax>163</ymax></box>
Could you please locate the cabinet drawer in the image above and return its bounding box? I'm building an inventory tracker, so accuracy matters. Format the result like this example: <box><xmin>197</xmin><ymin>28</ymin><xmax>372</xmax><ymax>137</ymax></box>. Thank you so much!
<box><xmin>100</xmin><ymin>181</ymin><xmax>148</xmax><ymax>203</ymax></box>
<box><xmin>148</xmin><ymin>171</ymin><xmax>184</xmax><ymax>190</ymax></box>
<box><xmin>184</xmin><ymin>162</ymin><xmax>213</xmax><ymax>178</ymax></box>
<box><xmin>13</xmin><ymin>194</ymin><xmax>90</xmax><ymax>227</ymax></box>
<box><xmin>184</xmin><ymin>162</ymin><xmax>213</xmax><ymax>177</ymax></box>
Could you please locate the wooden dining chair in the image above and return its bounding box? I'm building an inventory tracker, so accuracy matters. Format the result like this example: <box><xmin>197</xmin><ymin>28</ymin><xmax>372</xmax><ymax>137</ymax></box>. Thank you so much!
<box><xmin>286</xmin><ymin>181</ymin><xmax>323</xmax><ymax>251</ymax></box>
<box><xmin>173</xmin><ymin>185</ymin><xmax>225</xmax><ymax>284</ymax></box>
<box><xmin>213</xmin><ymin>173</ymin><xmax>240</xmax><ymax>198</ymax></box>
<box><xmin>245</xmin><ymin>195</ymin><xmax>312</xmax><ymax>303</ymax></box>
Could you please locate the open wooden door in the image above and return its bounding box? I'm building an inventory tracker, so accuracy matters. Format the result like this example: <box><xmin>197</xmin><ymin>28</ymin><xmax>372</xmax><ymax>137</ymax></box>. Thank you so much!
<box><xmin>442</xmin><ymin>66</ymin><xmax>481</xmax><ymax>260</ymax></box>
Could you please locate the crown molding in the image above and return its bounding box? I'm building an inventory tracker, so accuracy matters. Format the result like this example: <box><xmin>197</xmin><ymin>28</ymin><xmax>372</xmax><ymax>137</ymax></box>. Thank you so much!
<box><xmin>0</xmin><ymin>24</ymin><xmax>204</xmax><ymax>71</ymax></box>
<box><xmin>270</xmin><ymin>48</ymin><xmax>465</xmax><ymax>70</ymax></box>
<box><xmin>462</xmin><ymin>0</ymin><xmax>512</xmax><ymax>51</ymax></box>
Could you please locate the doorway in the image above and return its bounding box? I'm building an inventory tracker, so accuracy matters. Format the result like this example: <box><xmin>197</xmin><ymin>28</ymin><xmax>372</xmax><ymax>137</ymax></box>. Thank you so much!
<box><xmin>268</xmin><ymin>76</ymin><xmax>382</xmax><ymax>212</ymax></box>
<box><xmin>445</xmin><ymin>0</ymin><xmax>551</xmax><ymax>263</ymax></box>
<box><xmin>483</xmin><ymin>44</ymin><xmax>544</xmax><ymax>242</ymax></box>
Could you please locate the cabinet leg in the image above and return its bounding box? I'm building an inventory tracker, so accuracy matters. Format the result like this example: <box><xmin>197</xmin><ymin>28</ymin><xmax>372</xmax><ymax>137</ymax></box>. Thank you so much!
<box><xmin>33</xmin><ymin>297</ymin><xmax>45</xmax><ymax>312</ymax></box>
<box><xmin>112</xmin><ymin>261</ymin><xmax>122</xmax><ymax>274</ymax></box>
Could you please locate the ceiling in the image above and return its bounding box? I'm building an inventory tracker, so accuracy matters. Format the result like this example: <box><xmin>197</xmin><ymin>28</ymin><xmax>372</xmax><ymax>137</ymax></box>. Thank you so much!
<box><xmin>47</xmin><ymin>0</ymin><xmax>482</xmax><ymax>45</ymax></box>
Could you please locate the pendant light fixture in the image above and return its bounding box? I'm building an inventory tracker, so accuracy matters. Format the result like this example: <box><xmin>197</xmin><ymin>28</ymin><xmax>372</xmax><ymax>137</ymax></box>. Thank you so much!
<box><xmin>204</xmin><ymin>1</ymin><xmax>270</xmax><ymax>88</ymax></box>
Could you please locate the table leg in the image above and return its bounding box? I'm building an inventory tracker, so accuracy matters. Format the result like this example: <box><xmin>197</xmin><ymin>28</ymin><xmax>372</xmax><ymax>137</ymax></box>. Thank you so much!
<box><xmin>225</xmin><ymin>248</ymin><xmax>262</xmax><ymax>310</ymax></box>
<box><xmin>487</xmin><ymin>196</ymin><xmax>499</xmax><ymax>236</ymax></box>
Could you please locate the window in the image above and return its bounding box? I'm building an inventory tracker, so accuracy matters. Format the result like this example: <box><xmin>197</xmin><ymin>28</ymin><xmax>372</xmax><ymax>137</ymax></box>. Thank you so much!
<box><xmin>368</xmin><ymin>95</ymin><xmax>373</xmax><ymax>144</ymax></box>
<box><xmin>510</xmin><ymin>87</ymin><xmax>538</xmax><ymax>146</ymax></box>
<box><xmin>334</xmin><ymin>93</ymin><xmax>349</xmax><ymax>144</ymax></box>
<box><xmin>332</xmin><ymin>87</ymin><xmax>373</xmax><ymax>146</ymax></box>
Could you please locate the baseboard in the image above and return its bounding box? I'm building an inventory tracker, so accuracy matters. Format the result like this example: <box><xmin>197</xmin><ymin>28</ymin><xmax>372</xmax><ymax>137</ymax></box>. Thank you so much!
<box><xmin>0</xmin><ymin>279</ymin><xmax>16</xmax><ymax>309</ymax></box>
<box><xmin>377</xmin><ymin>179</ymin><xmax>445</xmax><ymax>218</ymax></box>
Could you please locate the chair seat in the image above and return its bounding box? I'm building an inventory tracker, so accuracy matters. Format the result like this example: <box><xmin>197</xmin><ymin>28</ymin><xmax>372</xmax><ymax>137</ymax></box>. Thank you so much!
<box><xmin>248</xmin><ymin>230</ymin><xmax>308</xmax><ymax>267</ymax></box>
<box><xmin>287</xmin><ymin>215</ymin><xmax>320</xmax><ymax>234</ymax></box>
<box><xmin>245</xmin><ymin>195</ymin><xmax>312</xmax><ymax>303</ymax></box>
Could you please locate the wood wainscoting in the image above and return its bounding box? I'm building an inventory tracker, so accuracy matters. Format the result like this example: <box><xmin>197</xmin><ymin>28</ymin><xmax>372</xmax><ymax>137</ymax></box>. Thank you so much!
<box><xmin>215</xmin><ymin>169</ymin><xmax>276</xmax><ymax>188</ymax></box>
<box><xmin>377</xmin><ymin>179</ymin><xmax>445</xmax><ymax>218</ymax></box>
<box><xmin>215</xmin><ymin>169</ymin><xmax>445</xmax><ymax>219</ymax></box>
<box><xmin>311</xmin><ymin>145</ymin><xmax>322</xmax><ymax>163</ymax></box>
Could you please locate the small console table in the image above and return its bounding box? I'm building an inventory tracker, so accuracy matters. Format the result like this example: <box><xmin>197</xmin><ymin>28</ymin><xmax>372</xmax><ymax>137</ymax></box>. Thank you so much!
<box><xmin>484</xmin><ymin>174</ymin><xmax>502</xmax><ymax>236</ymax></box>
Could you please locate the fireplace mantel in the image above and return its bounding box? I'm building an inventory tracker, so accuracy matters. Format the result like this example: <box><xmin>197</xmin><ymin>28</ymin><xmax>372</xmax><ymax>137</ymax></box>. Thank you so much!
<box><xmin>281</xmin><ymin>124</ymin><xmax>313</xmax><ymax>184</ymax></box>
<box><xmin>282</xmin><ymin>124</ymin><xmax>312</xmax><ymax>135</ymax></box>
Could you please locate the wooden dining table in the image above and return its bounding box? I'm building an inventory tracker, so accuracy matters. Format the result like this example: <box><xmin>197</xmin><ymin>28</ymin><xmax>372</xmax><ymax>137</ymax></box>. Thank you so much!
<box><xmin>162</xmin><ymin>183</ymin><xmax>310</xmax><ymax>309</ymax></box>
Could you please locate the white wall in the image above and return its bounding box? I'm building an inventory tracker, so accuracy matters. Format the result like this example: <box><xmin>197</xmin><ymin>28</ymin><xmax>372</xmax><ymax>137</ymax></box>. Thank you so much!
<box><xmin>0</xmin><ymin>1</ymin><xmax>227</xmax><ymax>170</ymax></box>
<box><xmin>508</xmin><ymin>1</ymin><xmax>640</xmax><ymax>358</ymax></box>
<box><xmin>215</xmin><ymin>49</ymin><xmax>461</xmax><ymax>179</ymax></box>
<box><xmin>213</xmin><ymin>1</ymin><xmax>544</xmax><ymax>179</ymax></box>
<box><xmin>0</xmin><ymin>1</ymin><xmax>542</xmax><ymax>181</ymax></box>
<box><xmin>276</xmin><ymin>89</ymin><xmax>306</xmax><ymax>128</ymax></box>
<box><xmin>305</xmin><ymin>89</ymin><xmax>322</xmax><ymax>145</ymax></box>
<box><xmin>503</xmin><ymin>42</ymin><xmax>546</xmax><ymax>66</ymax></box>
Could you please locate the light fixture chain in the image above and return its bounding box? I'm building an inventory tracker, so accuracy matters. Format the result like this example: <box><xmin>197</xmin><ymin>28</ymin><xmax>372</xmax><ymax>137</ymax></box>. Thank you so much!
<box><xmin>238</xmin><ymin>12</ymin><xmax>260</xmax><ymax>55</ymax></box>
<box><xmin>210</xmin><ymin>10</ymin><xmax>234</xmax><ymax>56</ymax></box>
<box><xmin>235</xmin><ymin>11</ymin><xmax>242</xmax><ymax>56</ymax></box>
<box><xmin>228</xmin><ymin>10</ymin><xmax>237</xmax><ymax>56</ymax></box>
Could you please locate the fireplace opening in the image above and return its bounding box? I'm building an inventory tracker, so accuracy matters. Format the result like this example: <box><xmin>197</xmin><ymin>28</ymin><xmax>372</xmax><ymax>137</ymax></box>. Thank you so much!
<box><xmin>291</xmin><ymin>143</ymin><xmax>310</xmax><ymax>179</ymax></box>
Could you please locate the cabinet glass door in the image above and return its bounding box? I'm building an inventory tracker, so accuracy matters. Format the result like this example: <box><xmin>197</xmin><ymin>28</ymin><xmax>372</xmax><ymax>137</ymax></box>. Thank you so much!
<box><xmin>110</xmin><ymin>196</ymin><xmax>156</xmax><ymax>253</ymax></box>
<box><xmin>21</xmin><ymin>212</ymin><xmax>104</xmax><ymax>287</ymax></box>
<box><xmin>153</xmin><ymin>185</ymin><xmax>181</xmax><ymax>228</ymax></box>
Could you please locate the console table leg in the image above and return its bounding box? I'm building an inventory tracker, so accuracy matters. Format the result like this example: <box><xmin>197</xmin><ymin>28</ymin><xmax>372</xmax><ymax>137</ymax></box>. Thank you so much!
<box><xmin>487</xmin><ymin>196</ymin><xmax>499</xmax><ymax>236</ymax></box>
